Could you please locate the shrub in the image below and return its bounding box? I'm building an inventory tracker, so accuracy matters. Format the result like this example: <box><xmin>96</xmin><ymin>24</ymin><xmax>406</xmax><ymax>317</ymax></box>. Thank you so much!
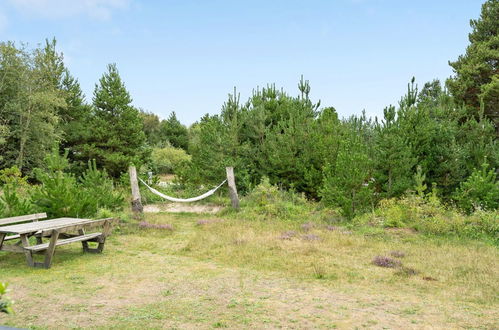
<box><xmin>0</xmin><ymin>184</ymin><xmax>35</xmax><ymax>217</ymax></box>
<box><xmin>239</xmin><ymin>177</ymin><xmax>314</xmax><ymax>221</ymax></box>
<box><xmin>454</xmin><ymin>161</ymin><xmax>499</xmax><ymax>213</ymax></box>
<box><xmin>79</xmin><ymin>160</ymin><xmax>124</xmax><ymax>214</ymax></box>
<box><xmin>32</xmin><ymin>150</ymin><xmax>124</xmax><ymax>218</ymax></box>
<box><xmin>151</xmin><ymin>145</ymin><xmax>191</xmax><ymax>174</ymax></box>
<box><xmin>0</xmin><ymin>166</ymin><xmax>34</xmax><ymax>217</ymax></box>
<box><xmin>0</xmin><ymin>166</ymin><xmax>28</xmax><ymax>186</ymax></box>
<box><xmin>356</xmin><ymin>194</ymin><xmax>498</xmax><ymax>242</ymax></box>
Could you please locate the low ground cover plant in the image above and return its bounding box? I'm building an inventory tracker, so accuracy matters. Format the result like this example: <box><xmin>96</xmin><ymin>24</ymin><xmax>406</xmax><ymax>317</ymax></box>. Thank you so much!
<box><xmin>0</xmin><ymin>282</ymin><xmax>12</xmax><ymax>314</ymax></box>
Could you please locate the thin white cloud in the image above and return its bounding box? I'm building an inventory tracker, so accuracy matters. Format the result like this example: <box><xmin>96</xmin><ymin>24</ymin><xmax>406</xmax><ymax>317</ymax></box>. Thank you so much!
<box><xmin>7</xmin><ymin>0</ymin><xmax>130</xmax><ymax>20</ymax></box>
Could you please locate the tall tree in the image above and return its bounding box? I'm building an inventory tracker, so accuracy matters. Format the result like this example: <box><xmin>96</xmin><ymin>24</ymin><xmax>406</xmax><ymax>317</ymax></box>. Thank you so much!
<box><xmin>447</xmin><ymin>0</ymin><xmax>499</xmax><ymax>133</ymax></box>
<box><xmin>159</xmin><ymin>112</ymin><xmax>188</xmax><ymax>150</ymax></box>
<box><xmin>0</xmin><ymin>40</ymin><xmax>65</xmax><ymax>174</ymax></box>
<box><xmin>83</xmin><ymin>64</ymin><xmax>147</xmax><ymax>177</ymax></box>
<box><xmin>320</xmin><ymin>118</ymin><xmax>373</xmax><ymax>218</ymax></box>
<box><xmin>373</xmin><ymin>105</ymin><xmax>416</xmax><ymax>198</ymax></box>
<box><xmin>58</xmin><ymin>70</ymin><xmax>94</xmax><ymax>172</ymax></box>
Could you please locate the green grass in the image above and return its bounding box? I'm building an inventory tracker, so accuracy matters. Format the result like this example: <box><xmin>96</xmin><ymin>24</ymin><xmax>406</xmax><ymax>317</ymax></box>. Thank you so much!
<box><xmin>1</xmin><ymin>210</ymin><xmax>498</xmax><ymax>329</ymax></box>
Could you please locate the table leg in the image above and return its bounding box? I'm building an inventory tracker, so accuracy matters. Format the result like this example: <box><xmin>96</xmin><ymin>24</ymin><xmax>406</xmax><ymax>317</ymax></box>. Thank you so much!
<box><xmin>20</xmin><ymin>234</ymin><xmax>34</xmax><ymax>267</ymax></box>
<box><xmin>80</xmin><ymin>221</ymin><xmax>112</xmax><ymax>254</ymax></box>
<box><xmin>43</xmin><ymin>230</ymin><xmax>60</xmax><ymax>269</ymax></box>
<box><xmin>0</xmin><ymin>233</ymin><xmax>5</xmax><ymax>250</ymax></box>
<box><xmin>78</xmin><ymin>228</ymin><xmax>90</xmax><ymax>252</ymax></box>
<box><xmin>96</xmin><ymin>220</ymin><xmax>112</xmax><ymax>253</ymax></box>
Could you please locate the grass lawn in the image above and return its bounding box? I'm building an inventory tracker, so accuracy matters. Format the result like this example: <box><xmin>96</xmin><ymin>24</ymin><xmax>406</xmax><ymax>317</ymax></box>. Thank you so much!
<box><xmin>1</xmin><ymin>211</ymin><xmax>498</xmax><ymax>329</ymax></box>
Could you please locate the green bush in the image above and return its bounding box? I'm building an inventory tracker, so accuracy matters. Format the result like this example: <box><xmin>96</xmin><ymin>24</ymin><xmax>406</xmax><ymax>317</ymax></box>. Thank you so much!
<box><xmin>0</xmin><ymin>166</ymin><xmax>28</xmax><ymax>186</ymax></box>
<box><xmin>0</xmin><ymin>166</ymin><xmax>35</xmax><ymax>217</ymax></box>
<box><xmin>235</xmin><ymin>177</ymin><xmax>335</xmax><ymax>222</ymax></box>
<box><xmin>151</xmin><ymin>145</ymin><xmax>191</xmax><ymax>174</ymax></box>
<box><xmin>32</xmin><ymin>150</ymin><xmax>124</xmax><ymax>218</ymax></box>
<box><xmin>0</xmin><ymin>184</ymin><xmax>35</xmax><ymax>217</ymax></box>
<box><xmin>454</xmin><ymin>162</ymin><xmax>499</xmax><ymax>213</ymax></box>
<box><xmin>79</xmin><ymin>160</ymin><xmax>124</xmax><ymax>214</ymax></box>
<box><xmin>356</xmin><ymin>194</ymin><xmax>498</xmax><ymax>242</ymax></box>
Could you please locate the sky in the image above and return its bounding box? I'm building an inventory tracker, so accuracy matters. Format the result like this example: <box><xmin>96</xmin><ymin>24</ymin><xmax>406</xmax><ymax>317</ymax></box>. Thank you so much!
<box><xmin>0</xmin><ymin>0</ymin><xmax>483</xmax><ymax>124</ymax></box>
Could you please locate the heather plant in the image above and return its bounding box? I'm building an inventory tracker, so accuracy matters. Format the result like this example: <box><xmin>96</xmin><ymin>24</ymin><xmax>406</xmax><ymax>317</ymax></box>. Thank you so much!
<box><xmin>138</xmin><ymin>221</ymin><xmax>174</xmax><ymax>231</ymax></box>
<box><xmin>372</xmin><ymin>256</ymin><xmax>401</xmax><ymax>268</ymax></box>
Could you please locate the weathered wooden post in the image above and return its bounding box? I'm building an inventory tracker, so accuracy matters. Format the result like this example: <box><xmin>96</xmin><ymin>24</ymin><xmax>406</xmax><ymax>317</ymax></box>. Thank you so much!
<box><xmin>225</xmin><ymin>167</ymin><xmax>239</xmax><ymax>210</ymax></box>
<box><xmin>129</xmin><ymin>165</ymin><xmax>143</xmax><ymax>214</ymax></box>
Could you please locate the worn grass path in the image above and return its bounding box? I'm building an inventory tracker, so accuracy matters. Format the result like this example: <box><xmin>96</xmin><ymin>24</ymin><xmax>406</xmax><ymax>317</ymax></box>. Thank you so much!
<box><xmin>1</xmin><ymin>212</ymin><xmax>498</xmax><ymax>329</ymax></box>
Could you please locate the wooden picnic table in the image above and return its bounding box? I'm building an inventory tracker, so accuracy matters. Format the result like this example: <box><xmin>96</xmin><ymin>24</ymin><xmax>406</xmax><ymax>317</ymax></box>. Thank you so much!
<box><xmin>0</xmin><ymin>217</ymin><xmax>117</xmax><ymax>269</ymax></box>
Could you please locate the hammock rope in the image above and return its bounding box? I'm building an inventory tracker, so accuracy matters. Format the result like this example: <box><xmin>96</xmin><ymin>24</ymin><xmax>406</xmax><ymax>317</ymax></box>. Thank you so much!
<box><xmin>139</xmin><ymin>178</ymin><xmax>227</xmax><ymax>203</ymax></box>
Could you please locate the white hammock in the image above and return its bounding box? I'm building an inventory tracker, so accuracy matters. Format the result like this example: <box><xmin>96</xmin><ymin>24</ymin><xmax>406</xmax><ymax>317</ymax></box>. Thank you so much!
<box><xmin>139</xmin><ymin>178</ymin><xmax>227</xmax><ymax>203</ymax></box>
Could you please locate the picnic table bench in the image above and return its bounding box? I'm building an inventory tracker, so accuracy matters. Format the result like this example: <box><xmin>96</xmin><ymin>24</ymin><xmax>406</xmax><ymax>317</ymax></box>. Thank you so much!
<box><xmin>0</xmin><ymin>215</ymin><xmax>118</xmax><ymax>269</ymax></box>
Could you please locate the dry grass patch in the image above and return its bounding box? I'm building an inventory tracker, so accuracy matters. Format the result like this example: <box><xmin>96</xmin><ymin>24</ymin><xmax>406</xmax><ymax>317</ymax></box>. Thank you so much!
<box><xmin>0</xmin><ymin>212</ymin><xmax>497</xmax><ymax>329</ymax></box>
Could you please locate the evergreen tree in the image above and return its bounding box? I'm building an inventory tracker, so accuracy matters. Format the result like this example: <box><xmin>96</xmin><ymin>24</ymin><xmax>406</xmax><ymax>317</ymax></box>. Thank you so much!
<box><xmin>454</xmin><ymin>160</ymin><xmax>499</xmax><ymax>212</ymax></box>
<box><xmin>320</xmin><ymin>119</ymin><xmax>373</xmax><ymax>218</ymax></box>
<box><xmin>159</xmin><ymin>112</ymin><xmax>188</xmax><ymax>150</ymax></box>
<box><xmin>373</xmin><ymin>105</ymin><xmax>416</xmax><ymax>198</ymax></box>
<box><xmin>447</xmin><ymin>0</ymin><xmax>499</xmax><ymax>133</ymax></box>
<box><xmin>83</xmin><ymin>64</ymin><xmax>147</xmax><ymax>177</ymax></box>
<box><xmin>59</xmin><ymin>70</ymin><xmax>93</xmax><ymax>172</ymax></box>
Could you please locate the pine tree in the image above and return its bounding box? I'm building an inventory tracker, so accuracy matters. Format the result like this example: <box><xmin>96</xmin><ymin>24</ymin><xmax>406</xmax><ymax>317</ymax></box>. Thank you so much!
<box><xmin>83</xmin><ymin>64</ymin><xmax>147</xmax><ymax>177</ymax></box>
<box><xmin>373</xmin><ymin>105</ymin><xmax>416</xmax><ymax>198</ymax></box>
<box><xmin>59</xmin><ymin>70</ymin><xmax>93</xmax><ymax>172</ymax></box>
<box><xmin>320</xmin><ymin>119</ymin><xmax>373</xmax><ymax>218</ymax></box>
<box><xmin>447</xmin><ymin>0</ymin><xmax>499</xmax><ymax>133</ymax></box>
<box><xmin>159</xmin><ymin>112</ymin><xmax>188</xmax><ymax>150</ymax></box>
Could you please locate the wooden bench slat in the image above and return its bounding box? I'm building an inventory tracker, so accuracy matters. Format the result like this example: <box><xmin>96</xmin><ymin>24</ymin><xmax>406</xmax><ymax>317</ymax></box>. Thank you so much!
<box><xmin>0</xmin><ymin>213</ymin><xmax>47</xmax><ymax>226</ymax></box>
<box><xmin>4</xmin><ymin>234</ymin><xmax>21</xmax><ymax>241</ymax></box>
<box><xmin>24</xmin><ymin>232</ymin><xmax>102</xmax><ymax>252</ymax></box>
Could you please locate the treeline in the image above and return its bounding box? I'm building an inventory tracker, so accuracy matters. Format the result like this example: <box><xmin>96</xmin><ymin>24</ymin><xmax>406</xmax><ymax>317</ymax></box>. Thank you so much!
<box><xmin>177</xmin><ymin>77</ymin><xmax>497</xmax><ymax>217</ymax></box>
<box><xmin>0</xmin><ymin>39</ymin><xmax>147</xmax><ymax>178</ymax></box>
<box><xmin>0</xmin><ymin>0</ymin><xmax>497</xmax><ymax>220</ymax></box>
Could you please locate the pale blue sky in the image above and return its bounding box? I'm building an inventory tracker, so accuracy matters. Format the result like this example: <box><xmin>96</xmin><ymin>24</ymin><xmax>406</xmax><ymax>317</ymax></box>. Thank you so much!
<box><xmin>0</xmin><ymin>0</ymin><xmax>483</xmax><ymax>124</ymax></box>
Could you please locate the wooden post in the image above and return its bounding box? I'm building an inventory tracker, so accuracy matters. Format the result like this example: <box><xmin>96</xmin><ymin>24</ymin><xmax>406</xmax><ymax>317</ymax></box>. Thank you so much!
<box><xmin>129</xmin><ymin>165</ymin><xmax>143</xmax><ymax>214</ymax></box>
<box><xmin>225</xmin><ymin>167</ymin><xmax>240</xmax><ymax>210</ymax></box>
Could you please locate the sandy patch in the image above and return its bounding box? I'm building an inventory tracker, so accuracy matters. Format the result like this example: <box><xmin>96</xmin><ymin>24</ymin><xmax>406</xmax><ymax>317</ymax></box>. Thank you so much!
<box><xmin>143</xmin><ymin>203</ymin><xmax>223</xmax><ymax>214</ymax></box>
